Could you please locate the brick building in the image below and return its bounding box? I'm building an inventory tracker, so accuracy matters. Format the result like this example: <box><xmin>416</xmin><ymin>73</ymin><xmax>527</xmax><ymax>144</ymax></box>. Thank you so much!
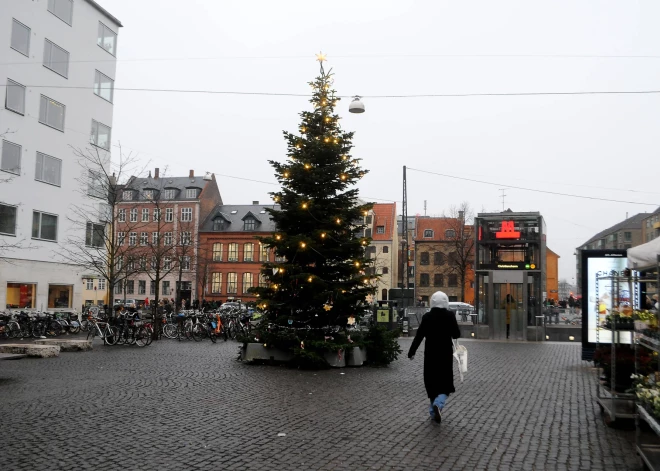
<box><xmin>114</xmin><ymin>169</ymin><xmax>222</xmax><ymax>305</ymax></box>
<box><xmin>414</xmin><ymin>216</ymin><xmax>475</xmax><ymax>305</ymax></box>
<box><xmin>198</xmin><ymin>203</ymin><xmax>279</xmax><ymax>304</ymax></box>
<box><xmin>364</xmin><ymin>203</ymin><xmax>398</xmax><ymax>301</ymax></box>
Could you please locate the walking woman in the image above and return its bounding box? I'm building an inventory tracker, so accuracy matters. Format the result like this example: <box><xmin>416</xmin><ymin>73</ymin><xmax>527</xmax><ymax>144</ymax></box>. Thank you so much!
<box><xmin>408</xmin><ymin>291</ymin><xmax>461</xmax><ymax>423</ymax></box>
<box><xmin>502</xmin><ymin>294</ymin><xmax>514</xmax><ymax>339</ymax></box>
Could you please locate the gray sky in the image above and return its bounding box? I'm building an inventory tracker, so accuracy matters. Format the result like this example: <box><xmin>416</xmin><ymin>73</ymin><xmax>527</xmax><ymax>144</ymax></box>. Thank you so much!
<box><xmin>102</xmin><ymin>0</ymin><xmax>660</xmax><ymax>281</ymax></box>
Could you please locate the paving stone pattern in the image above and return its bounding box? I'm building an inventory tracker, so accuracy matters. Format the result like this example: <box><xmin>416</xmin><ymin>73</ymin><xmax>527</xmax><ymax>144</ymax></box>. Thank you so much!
<box><xmin>0</xmin><ymin>338</ymin><xmax>640</xmax><ymax>470</ymax></box>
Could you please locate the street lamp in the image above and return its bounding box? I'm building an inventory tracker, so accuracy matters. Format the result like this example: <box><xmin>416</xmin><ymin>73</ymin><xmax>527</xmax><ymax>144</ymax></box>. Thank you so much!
<box><xmin>349</xmin><ymin>96</ymin><xmax>365</xmax><ymax>114</ymax></box>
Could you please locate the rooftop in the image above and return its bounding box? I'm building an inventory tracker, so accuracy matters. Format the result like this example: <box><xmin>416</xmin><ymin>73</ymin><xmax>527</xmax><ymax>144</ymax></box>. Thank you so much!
<box><xmin>87</xmin><ymin>0</ymin><xmax>123</xmax><ymax>27</ymax></box>
<box><xmin>371</xmin><ymin>203</ymin><xmax>396</xmax><ymax>241</ymax></box>
<box><xmin>200</xmin><ymin>204</ymin><xmax>280</xmax><ymax>233</ymax></box>
<box><xmin>120</xmin><ymin>174</ymin><xmax>212</xmax><ymax>202</ymax></box>
<box><xmin>579</xmin><ymin>212</ymin><xmax>648</xmax><ymax>248</ymax></box>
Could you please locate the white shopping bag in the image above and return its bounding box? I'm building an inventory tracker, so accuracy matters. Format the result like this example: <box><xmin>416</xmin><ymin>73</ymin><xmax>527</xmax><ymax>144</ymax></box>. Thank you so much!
<box><xmin>452</xmin><ymin>339</ymin><xmax>468</xmax><ymax>382</ymax></box>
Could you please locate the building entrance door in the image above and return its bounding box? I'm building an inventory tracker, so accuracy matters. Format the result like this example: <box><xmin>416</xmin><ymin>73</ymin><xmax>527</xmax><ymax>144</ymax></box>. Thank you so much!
<box><xmin>493</xmin><ymin>283</ymin><xmax>525</xmax><ymax>340</ymax></box>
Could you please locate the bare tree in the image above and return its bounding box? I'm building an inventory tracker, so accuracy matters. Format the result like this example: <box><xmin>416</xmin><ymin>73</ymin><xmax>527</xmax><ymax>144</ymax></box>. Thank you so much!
<box><xmin>61</xmin><ymin>145</ymin><xmax>147</xmax><ymax>311</ymax></box>
<box><xmin>195</xmin><ymin>245</ymin><xmax>214</xmax><ymax>305</ymax></box>
<box><xmin>174</xmin><ymin>216</ymin><xmax>197</xmax><ymax>312</ymax></box>
<box><xmin>443</xmin><ymin>202</ymin><xmax>476</xmax><ymax>303</ymax></box>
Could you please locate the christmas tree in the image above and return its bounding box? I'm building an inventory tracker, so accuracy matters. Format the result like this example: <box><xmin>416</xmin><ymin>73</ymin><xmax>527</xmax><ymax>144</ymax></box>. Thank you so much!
<box><xmin>252</xmin><ymin>54</ymin><xmax>375</xmax><ymax>330</ymax></box>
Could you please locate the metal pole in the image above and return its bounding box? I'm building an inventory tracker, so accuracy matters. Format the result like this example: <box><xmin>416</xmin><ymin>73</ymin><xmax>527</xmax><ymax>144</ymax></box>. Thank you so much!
<box><xmin>402</xmin><ymin>165</ymin><xmax>408</xmax><ymax>290</ymax></box>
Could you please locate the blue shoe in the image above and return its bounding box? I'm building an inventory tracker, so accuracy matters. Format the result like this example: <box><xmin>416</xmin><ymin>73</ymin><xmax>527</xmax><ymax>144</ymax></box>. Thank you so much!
<box><xmin>428</xmin><ymin>404</ymin><xmax>435</xmax><ymax>418</ymax></box>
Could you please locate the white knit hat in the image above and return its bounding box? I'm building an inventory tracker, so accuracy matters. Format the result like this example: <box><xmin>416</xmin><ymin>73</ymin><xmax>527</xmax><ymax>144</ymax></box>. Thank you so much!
<box><xmin>430</xmin><ymin>291</ymin><xmax>449</xmax><ymax>309</ymax></box>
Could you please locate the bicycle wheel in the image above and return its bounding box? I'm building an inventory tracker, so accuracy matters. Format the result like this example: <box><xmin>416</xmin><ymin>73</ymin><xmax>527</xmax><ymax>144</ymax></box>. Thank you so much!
<box><xmin>145</xmin><ymin>326</ymin><xmax>153</xmax><ymax>346</ymax></box>
<box><xmin>135</xmin><ymin>327</ymin><xmax>149</xmax><ymax>347</ymax></box>
<box><xmin>209</xmin><ymin>329</ymin><xmax>217</xmax><ymax>343</ymax></box>
<box><xmin>80</xmin><ymin>319</ymin><xmax>90</xmax><ymax>332</ymax></box>
<box><xmin>163</xmin><ymin>324</ymin><xmax>176</xmax><ymax>339</ymax></box>
<box><xmin>47</xmin><ymin>320</ymin><xmax>62</xmax><ymax>337</ymax></box>
<box><xmin>192</xmin><ymin>324</ymin><xmax>204</xmax><ymax>342</ymax></box>
<box><xmin>184</xmin><ymin>324</ymin><xmax>194</xmax><ymax>341</ymax></box>
<box><xmin>7</xmin><ymin>322</ymin><xmax>20</xmax><ymax>338</ymax></box>
<box><xmin>103</xmin><ymin>326</ymin><xmax>119</xmax><ymax>346</ymax></box>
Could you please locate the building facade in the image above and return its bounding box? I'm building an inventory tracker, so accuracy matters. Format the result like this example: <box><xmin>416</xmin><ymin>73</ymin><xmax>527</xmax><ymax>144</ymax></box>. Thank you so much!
<box><xmin>642</xmin><ymin>207</ymin><xmax>660</xmax><ymax>244</ymax></box>
<box><xmin>364</xmin><ymin>203</ymin><xmax>398</xmax><ymax>302</ymax></box>
<box><xmin>198</xmin><ymin>203</ymin><xmax>279</xmax><ymax>304</ymax></box>
<box><xmin>114</xmin><ymin>169</ymin><xmax>222</xmax><ymax>306</ymax></box>
<box><xmin>0</xmin><ymin>0</ymin><xmax>121</xmax><ymax>310</ymax></box>
<box><xmin>545</xmin><ymin>248</ymin><xmax>560</xmax><ymax>303</ymax></box>
<box><xmin>414</xmin><ymin>216</ymin><xmax>475</xmax><ymax>305</ymax></box>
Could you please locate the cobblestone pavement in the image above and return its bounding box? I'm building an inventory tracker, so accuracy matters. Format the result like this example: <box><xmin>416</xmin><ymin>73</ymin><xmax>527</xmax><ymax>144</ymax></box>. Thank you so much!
<box><xmin>0</xmin><ymin>338</ymin><xmax>640</xmax><ymax>470</ymax></box>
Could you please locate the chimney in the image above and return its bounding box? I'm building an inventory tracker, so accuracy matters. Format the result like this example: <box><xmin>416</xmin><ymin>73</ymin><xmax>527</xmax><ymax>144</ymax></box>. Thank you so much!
<box><xmin>189</xmin><ymin>169</ymin><xmax>194</xmax><ymax>178</ymax></box>
<box><xmin>458</xmin><ymin>210</ymin><xmax>464</xmax><ymax>221</ymax></box>
<box><xmin>252</xmin><ymin>201</ymin><xmax>259</xmax><ymax>205</ymax></box>
<box><xmin>154</xmin><ymin>168</ymin><xmax>159</xmax><ymax>179</ymax></box>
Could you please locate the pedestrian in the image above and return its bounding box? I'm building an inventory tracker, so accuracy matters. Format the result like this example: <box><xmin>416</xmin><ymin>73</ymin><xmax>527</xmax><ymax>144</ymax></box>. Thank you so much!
<box><xmin>408</xmin><ymin>291</ymin><xmax>461</xmax><ymax>423</ymax></box>
<box><xmin>502</xmin><ymin>294</ymin><xmax>514</xmax><ymax>339</ymax></box>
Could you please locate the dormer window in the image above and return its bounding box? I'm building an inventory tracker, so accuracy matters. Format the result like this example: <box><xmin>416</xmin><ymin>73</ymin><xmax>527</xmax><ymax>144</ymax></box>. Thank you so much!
<box><xmin>122</xmin><ymin>190</ymin><xmax>133</xmax><ymax>200</ymax></box>
<box><xmin>423</xmin><ymin>229</ymin><xmax>433</xmax><ymax>238</ymax></box>
<box><xmin>163</xmin><ymin>189</ymin><xmax>176</xmax><ymax>200</ymax></box>
<box><xmin>143</xmin><ymin>190</ymin><xmax>153</xmax><ymax>200</ymax></box>
<box><xmin>213</xmin><ymin>220</ymin><xmax>224</xmax><ymax>231</ymax></box>
<box><xmin>244</xmin><ymin>217</ymin><xmax>256</xmax><ymax>231</ymax></box>
<box><xmin>186</xmin><ymin>188</ymin><xmax>199</xmax><ymax>198</ymax></box>
<box><xmin>445</xmin><ymin>229</ymin><xmax>456</xmax><ymax>239</ymax></box>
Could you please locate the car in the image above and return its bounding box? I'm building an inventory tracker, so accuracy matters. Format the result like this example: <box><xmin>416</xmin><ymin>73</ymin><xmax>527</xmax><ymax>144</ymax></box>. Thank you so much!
<box><xmin>448</xmin><ymin>302</ymin><xmax>475</xmax><ymax>322</ymax></box>
<box><xmin>114</xmin><ymin>299</ymin><xmax>137</xmax><ymax>309</ymax></box>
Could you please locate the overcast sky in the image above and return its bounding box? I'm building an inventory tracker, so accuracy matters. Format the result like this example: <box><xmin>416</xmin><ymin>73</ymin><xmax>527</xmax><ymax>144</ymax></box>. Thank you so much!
<box><xmin>101</xmin><ymin>0</ymin><xmax>660</xmax><ymax>281</ymax></box>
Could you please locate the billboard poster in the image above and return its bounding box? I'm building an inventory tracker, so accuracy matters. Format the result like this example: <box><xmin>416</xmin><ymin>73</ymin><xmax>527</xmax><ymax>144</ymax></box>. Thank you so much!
<box><xmin>581</xmin><ymin>250</ymin><xmax>631</xmax><ymax>356</ymax></box>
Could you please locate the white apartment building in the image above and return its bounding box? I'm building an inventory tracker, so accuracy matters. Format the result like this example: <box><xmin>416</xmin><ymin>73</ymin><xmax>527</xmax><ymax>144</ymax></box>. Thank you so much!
<box><xmin>0</xmin><ymin>0</ymin><xmax>121</xmax><ymax>311</ymax></box>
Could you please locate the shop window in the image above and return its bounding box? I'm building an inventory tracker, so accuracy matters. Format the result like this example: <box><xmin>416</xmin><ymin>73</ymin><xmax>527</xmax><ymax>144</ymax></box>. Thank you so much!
<box><xmin>48</xmin><ymin>284</ymin><xmax>72</xmax><ymax>308</ymax></box>
<box><xmin>6</xmin><ymin>282</ymin><xmax>36</xmax><ymax>308</ymax></box>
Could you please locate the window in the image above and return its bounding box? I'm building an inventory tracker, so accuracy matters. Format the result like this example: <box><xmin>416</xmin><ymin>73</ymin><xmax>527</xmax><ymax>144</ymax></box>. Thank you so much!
<box><xmin>123</xmin><ymin>191</ymin><xmax>133</xmax><ymax>201</ymax></box>
<box><xmin>182</xmin><ymin>256</ymin><xmax>191</xmax><ymax>270</ymax></box>
<box><xmin>126</xmin><ymin>280</ymin><xmax>134</xmax><ymax>295</ymax></box>
<box><xmin>447</xmin><ymin>252</ymin><xmax>458</xmax><ymax>265</ymax></box>
<box><xmin>143</xmin><ymin>190</ymin><xmax>153</xmax><ymax>200</ymax></box>
<box><xmin>164</xmin><ymin>232</ymin><xmax>172</xmax><ymax>245</ymax></box>
<box><xmin>48</xmin><ymin>284</ymin><xmax>72</xmax><ymax>308</ymax></box>
<box><xmin>90</xmin><ymin>120</ymin><xmax>111</xmax><ymax>150</ymax></box>
<box><xmin>114</xmin><ymin>282</ymin><xmax>122</xmax><ymax>295</ymax></box>
<box><xmin>141</xmin><ymin>208</ymin><xmax>149</xmax><ymax>222</ymax></box>
<box><xmin>162</xmin><ymin>281</ymin><xmax>170</xmax><ymax>295</ymax></box>
<box><xmin>420</xmin><ymin>252</ymin><xmax>429</xmax><ymax>265</ymax></box>
<box><xmin>98</xmin><ymin>278</ymin><xmax>105</xmax><ymax>290</ymax></box>
<box><xmin>420</xmin><ymin>273</ymin><xmax>430</xmax><ymax>287</ymax></box>
<box><xmin>275</xmin><ymin>253</ymin><xmax>286</xmax><ymax>263</ymax></box>
<box><xmin>448</xmin><ymin>274</ymin><xmax>458</xmax><ymax>287</ymax></box>
<box><xmin>32</xmin><ymin>211</ymin><xmax>57</xmax><ymax>241</ymax></box>
<box><xmin>213</xmin><ymin>219</ymin><xmax>225</xmax><ymax>231</ymax></box>
<box><xmin>165</xmin><ymin>208</ymin><xmax>173</xmax><ymax>222</ymax></box>
<box><xmin>244</xmin><ymin>218</ymin><xmax>256</xmax><ymax>231</ymax></box>
<box><xmin>376</xmin><ymin>226</ymin><xmax>385</xmax><ymax>234</ymax></box>
<box><xmin>152</xmin><ymin>232</ymin><xmax>159</xmax><ymax>245</ymax></box>
<box><xmin>93</xmin><ymin>70</ymin><xmax>114</xmax><ymax>102</ymax></box>
<box><xmin>1</xmin><ymin>140</ymin><xmax>21</xmax><ymax>174</ymax></box>
<box><xmin>35</xmin><ymin>152</ymin><xmax>61</xmax><ymax>186</ymax></box>
<box><xmin>383</xmin><ymin>246</ymin><xmax>389</xmax><ymax>254</ymax></box>
<box><xmin>0</xmin><ymin>204</ymin><xmax>17</xmax><ymax>235</ymax></box>
<box><xmin>181</xmin><ymin>208</ymin><xmax>192</xmax><ymax>222</ymax></box>
<box><xmin>164</xmin><ymin>257</ymin><xmax>172</xmax><ymax>270</ymax></box>
<box><xmin>85</xmin><ymin>279</ymin><xmax>94</xmax><ymax>290</ymax></box>
<box><xmin>5</xmin><ymin>79</ymin><xmax>26</xmax><ymax>115</ymax></box>
<box><xmin>624</xmin><ymin>232</ymin><xmax>632</xmax><ymax>242</ymax></box>
<box><xmin>445</xmin><ymin>229</ymin><xmax>456</xmax><ymax>239</ymax></box>
<box><xmin>382</xmin><ymin>267</ymin><xmax>389</xmax><ymax>274</ymax></box>
<box><xmin>129</xmin><ymin>232</ymin><xmax>137</xmax><ymax>246</ymax></box>
<box><xmin>136</xmin><ymin>280</ymin><xmax>145</xmax><ymax>295</ymax></box>
<box><xmin>211</xmin><ymin>273</ymin><xmax>222</xmax><ymax>293</ymax></box>
<box><xmin>213</xmin><ymin>243</ymin><xmax>223</xmax><ymax>261</ymax></box>
<box><xmin>624</xmin><ymin>243</ymin><xmax>632</xmax><ymax>249</ymax></box>
<box><xmin>244</xmin><ymin>243</ymin><xmax>254</xmax><ymax>262</ymax></box>
<box><xmin>434</xmin><ymin>252</ymin><xmax>445</xmax><ymax>266</ymax></box>
<box><xmin>434</xmin><ymin>274</ymin><xmax>444</xmax><ymax>287</ymax></box>
<box><xmin>242</xmin><ymin>273</ymin><xmax>253</xmax><ymax>294</ymax></box>
<box><xmin>186</xmin><ymin>188</ymin><xmax>198</xmax><ymax>198</ymax></box>
<box><xmin>163</xmin><ymin>189</ymin><xmax>176</xmax><ymax>200</ymax></box>
<box><xmin>180</xmin><ymin>231</ymin><xmax>191</xmax><ymax>245</ymax></box>
<box><xmin>48</xmin><ymin>0</ymin><xmax>73</xmax><ymax>25</ymax></box>
<box><xmin>85</xmin><ymin>222</ymin><xmax>104</xmax><ymax>247</ymax></box>
<box><xmin>423</xmin><ymin>229</ymin><xmax>433</xmax><ymax>238</ymax></box>
<box><xmin>87</xmin><ymin>170</ymin><xmax>104</xmax><ymax>198</ymax></box>
<box><xmin>228</xmin><ymin>243</ymin><xmax>238</xmax><ymax>261</ymax></box>
<box><xmin>11</xmin><ymin>19</ymin><xmax>30</xmax><ymax>56</ymax></box>
<box><xmin>39</xmin><ymin>95</ymin><xmax>65</xmax><ymax>131</ymax></box>
<box><xmin>260</xmin><ymin>244</ymin><xmax>269</xmax><ymax>262</ymax></box>
<box><xmin>153</xmin><ymin>208</ymin><xmax>161</xmax><ymax>221</ymax></box>
<box><xmin>117</xmin><ymin>232</ymin><xmax>125</xmax><ymax>246</ymax></box>
<box><xmin>150</xmin><ymin>281</ymin><xmax>155</xmax><ymax>295</ymax></box>
<box><xmin>150</xmin><ymin>256</ymin><xmax>157</xmax><ymax>269</ymax></box>
<box><xmin>126</xmin><ymin>257</ymin><xmax>135</xmax><ymax>270</ymax></box>
<box><xmin>43</xmin><ymin>39</ymin><xmax>69</xmax><ymax>78</ymax></box>
<box><xmin>97</xmin><ymin>22</ymin><xmax>117</xmax><ymax>55</ymax></box>
<box><xmin>227</xmin><ymin>273</ymin><xmax>238</xmax><ymax>294</ymax></box>
<box><xmin>140</xmin><ymin>232</ymin><xmax>148</xmax><ymax>245</ymax></box>
<box><xmin>259</xmin><ymin>274</ymin><xmax>268</xmax><ymax>288</ymax></box>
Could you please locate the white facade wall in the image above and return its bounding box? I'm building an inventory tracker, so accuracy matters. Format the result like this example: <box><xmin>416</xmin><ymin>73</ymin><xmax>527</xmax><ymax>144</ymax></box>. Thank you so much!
<box><xmin>0</xmin><ymin>0</ymin><xmax>120</xmax><ymax>310</ymax></box>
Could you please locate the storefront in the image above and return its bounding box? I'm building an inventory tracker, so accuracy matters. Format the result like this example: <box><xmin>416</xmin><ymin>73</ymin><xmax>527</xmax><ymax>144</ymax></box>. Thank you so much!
<box><xmin>474</xmin><ymin>212</ymin><xmax>545</xmax><ymax>340</ymax></box>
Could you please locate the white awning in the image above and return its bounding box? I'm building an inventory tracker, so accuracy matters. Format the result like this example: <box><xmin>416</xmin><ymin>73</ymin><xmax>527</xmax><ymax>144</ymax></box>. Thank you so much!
<box><xmin>628</xmin><ymin>237</ymin><xmax>660</xmax><ymax>269</ymax></box>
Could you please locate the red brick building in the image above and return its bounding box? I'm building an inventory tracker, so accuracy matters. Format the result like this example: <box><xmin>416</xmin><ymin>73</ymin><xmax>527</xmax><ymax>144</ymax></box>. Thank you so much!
<box><xmin>198</xmin><ymin>203</ymin><xmax>279</xmax><ymax>304</ymax></box>
<box><xmin>114</xmin><ymin>169</ymin><xmax>222</xmax><ymax>305</ymax></box>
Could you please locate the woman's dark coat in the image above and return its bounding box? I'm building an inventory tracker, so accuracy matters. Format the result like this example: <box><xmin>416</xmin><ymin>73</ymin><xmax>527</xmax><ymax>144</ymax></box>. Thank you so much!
<box><xmin>407</xmin><ymin>307</ymin><xmax>461</xmax><ymax>399</ymax></box>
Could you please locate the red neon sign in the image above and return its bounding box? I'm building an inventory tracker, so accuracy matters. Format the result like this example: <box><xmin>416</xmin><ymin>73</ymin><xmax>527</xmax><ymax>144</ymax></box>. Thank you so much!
<box><xmin>495</xmin><ymin>221</ymin><xmax>521</xmax><ymax>239</ymax></box>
